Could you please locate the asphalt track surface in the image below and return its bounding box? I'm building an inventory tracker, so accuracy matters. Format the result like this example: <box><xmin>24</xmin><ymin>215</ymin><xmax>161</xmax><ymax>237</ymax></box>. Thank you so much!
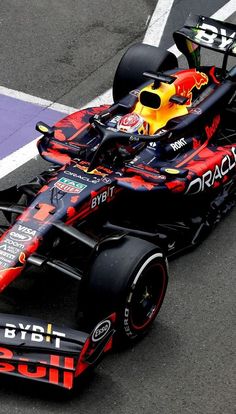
<box><xmin>0</xmin><ymin>1</ymin><xmax>235</xmax><ymax>413</ymax></box>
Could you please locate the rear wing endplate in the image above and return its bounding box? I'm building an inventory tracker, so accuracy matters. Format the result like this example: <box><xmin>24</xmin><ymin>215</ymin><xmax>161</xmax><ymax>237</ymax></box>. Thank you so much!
<box><xmin>173</xmin><ymin>14</ymin><xmax>236</xmax><ymax>67</ymax></box>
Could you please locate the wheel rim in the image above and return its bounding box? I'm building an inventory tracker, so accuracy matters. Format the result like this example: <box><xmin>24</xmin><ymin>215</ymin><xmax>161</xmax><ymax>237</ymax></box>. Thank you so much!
<box><xmin>129</xmin><ymin>261</ymin><xmax>166</xmax><ymax>331</ymax></box>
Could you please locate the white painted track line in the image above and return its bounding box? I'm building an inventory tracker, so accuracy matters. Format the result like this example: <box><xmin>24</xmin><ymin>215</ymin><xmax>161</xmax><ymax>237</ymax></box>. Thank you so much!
<box><xmin>0</xmin><ymin>85</ymin><xmax>77</xmax><ymax>114</ymax></box>
<box><xmin>86</xmin><ymin>0</ymin><xmax>236</xmax><ymax>107</ymax></box>
<box><xmin>0</xmin><ymin>138</ymin><xmax>42</xmax><ymax>180</ymax></box>
<box><xmin>1</xmin><ymin>0</ymin><xmax>236</xmax><ymax>179</ymax></box>
<box><xmin>143</xmin><ymin>0</ymin><xmax>176</xmax><ymax>46</ymax></box>
<box><xmin>82</xmin><ymin>88</ymin><xmax>113</xmax><ymax>109</ymax></box>
<box><xmin>0</xmin><ymin>0</ymin><xmax>175</xmax><ymax>179</ymax></box>
<box><xmin>81</xmin><ymin>0</ymin><xmax>176</xmax><ymax>109</ymax></box>
<box><xmin>211</xmin><ymin>0</ymin><xmax>236</xmax><ymax>20</ymax></box>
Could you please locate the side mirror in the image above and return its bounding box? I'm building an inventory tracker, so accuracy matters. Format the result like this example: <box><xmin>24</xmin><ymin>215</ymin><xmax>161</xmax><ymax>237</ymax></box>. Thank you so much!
<box><xmin>36</xmin><ymin>122</ymin><xmax>54</xmax><ymax>137</ymax></box>
<box><xmin>169</xmin><ymin>94</ymin><xmax>188</xmax><ymax>105</ymax></box>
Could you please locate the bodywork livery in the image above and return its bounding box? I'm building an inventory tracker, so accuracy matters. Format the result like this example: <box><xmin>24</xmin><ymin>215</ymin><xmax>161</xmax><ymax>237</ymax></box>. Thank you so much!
<box><xmin>0</xmin><ymin>14</ymin><xmax>235</xmax><ymax>389</ymax></box>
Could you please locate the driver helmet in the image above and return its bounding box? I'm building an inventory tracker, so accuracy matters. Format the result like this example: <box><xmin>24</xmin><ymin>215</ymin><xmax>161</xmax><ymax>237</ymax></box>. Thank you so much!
<box><xmin>117</xmin><ymin>113</ymin><xmax>149</xmax><ymax>135</ymax></box>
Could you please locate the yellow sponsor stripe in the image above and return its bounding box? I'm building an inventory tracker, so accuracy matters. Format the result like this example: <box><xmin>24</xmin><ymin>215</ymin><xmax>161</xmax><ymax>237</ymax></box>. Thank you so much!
<box><xmin>46</xmin><ymin>323</ymin><xmax>52</xmax><ymax>342</ymax></box>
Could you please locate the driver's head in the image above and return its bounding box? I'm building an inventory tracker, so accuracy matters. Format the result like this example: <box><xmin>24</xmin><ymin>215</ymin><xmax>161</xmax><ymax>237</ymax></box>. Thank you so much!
<box><xmin>117</xmin><ymin>113</ymin><xmax>144</xmax><ymax>133</ymax></box>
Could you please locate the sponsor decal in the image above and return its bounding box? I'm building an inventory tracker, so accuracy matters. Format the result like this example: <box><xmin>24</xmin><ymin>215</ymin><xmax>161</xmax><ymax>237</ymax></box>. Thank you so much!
<box><xmin>55</xmin><ymin>177</ymin><xmax>87</xmax><ymax>194</ymax></box>
<box><xmin>5</xmin><ymin>239</ymin><xmax>24</xmax><ymax>249</ymax></box>
<box><xmin>129</xmin><ymin>89</ymin><xmax>140</xmax><ymax>97</ymax></box>
<box><xmin>65</xmin><ymin>170</ymin><xmax>100</xmax><ymax>184</ymax></box>
<box><xmin>156</xmin><ymin>129</ymin><xmax>168</xmax><ymax>136</ymax></box>
<box><xmin>18</xmin><ymin>225</ymin><xmax>36</xmax><ymax>236</ymax></box>
<box><xmin>129</xmin><ymin>135</ymin><xmax>140</xmax><ymax>142</ymax></box>
<box><xmin>170</xmin><ymin>138</ymin><xmax>187</xmax><ymax>152</ymax></box>
<box><xmin>91</xmin><ymin>186</ymin><xmax>115</xmax><ymax>209</ymax></box>
<box><xmin>123</xmin><ymin>253</ymin><xmax>164</xmax><ymax>337</ymax></box>
<box><xmin>0</xmin><ymin>347</ymin><xmax>74</xmax><ymax>389</ymax></box>
<box><xmin>148</xmin><ymin>130</ymin><xmax>168</xmax><ymax>149</ymax></box>
<box><xmin>168</xmin><ymin>241</ymin><xmax>176</xmax><ymax>251</ymax></box>
<box><xmin>102</xmin><ymin>177</ymin><xmax>112</xmax><ymax>184</ymax></box>
<box><xmin>0</xmin><ymin>252</ymin><xmax>13</xmax><ymax>262</ymax></box>
<box><xmin>123</xmin><ymin>307</ymin><xmax>133</xmax><ymax>337</ymax></box>
<box><xmin>0</xmin><ymin>244</ymin><xmax>19</xmax><ymax>255</ymax></box>
<box><xmin>8</xmin><ymin>225</ymin><xmax>36</xmax><ymax>243</ymax></box>
<box><xmin>186</xmin><ymin>147</ymin><xmax>236</xmax><ymax>194</ymax></box>
<box><xmin>3</xmin><ymin>322</ymin><xmax>65</xmax><ymax>349</ymax></box>
<box><xmin>195</xmin><ymin>23</ymin><xmax>236</xmax><ymax>49</ymax></box>
<box><xmin>0</xmin><ymin>260</ymin><xmax>9</xmax><ymax>269</ymax></box>
<box><xmin>0</xmin><ymin>244</ymin><xmax>15</xmax><ymax>260</ymax></box>
<box><xmin>9</xmin><ymin>232</ymin><xmax>31</xmax><ymax>243</ymax></box>
<box><xmin>148</xmin><ymin>142</ymin><xmax>157</xmax><ymax>148</ymax></box>
<box><xmin>205</xmin><ymin>115</ymin><xmax>220</xmax><ymax>140</ymax></box>
<box><xmin>92</xmin><ymin>320</ymin><xmax>111</xmax><ymax>342</ymax></box>
<box><xmin>189</xmin><ymin>107</ymin><xmax>202</xmax><ymax>115</ymax></box>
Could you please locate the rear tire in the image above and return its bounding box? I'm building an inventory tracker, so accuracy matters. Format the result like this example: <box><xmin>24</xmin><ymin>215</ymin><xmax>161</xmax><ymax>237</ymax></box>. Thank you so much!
<box><xmin>82</xmin><ymin>236</ymin><xmax>168</xmax><ymax>342</ymax></box>
<box><xmin>113</xmin><ymin>43</ymin><xmax>178</xmax><ymax>102</ymax></box>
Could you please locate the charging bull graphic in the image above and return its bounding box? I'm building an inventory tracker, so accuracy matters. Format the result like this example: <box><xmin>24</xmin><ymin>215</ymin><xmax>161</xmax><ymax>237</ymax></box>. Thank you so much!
<box><xmin>174</xmin><ymin>69</ymin><xmax>209</xmax><ymax>106</ymax></box>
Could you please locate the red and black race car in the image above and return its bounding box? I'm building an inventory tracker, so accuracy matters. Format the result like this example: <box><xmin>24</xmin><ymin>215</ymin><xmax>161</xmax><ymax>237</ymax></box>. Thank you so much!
<box><xmin>0</xmin><ymin>14</ymin><xmax>235</xmax><ymax>390</ymax></box>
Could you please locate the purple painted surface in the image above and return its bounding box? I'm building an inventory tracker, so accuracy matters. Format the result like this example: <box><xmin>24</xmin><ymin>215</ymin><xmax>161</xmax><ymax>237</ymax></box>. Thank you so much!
<box><xmin>0</xmin><ymin>94</ymin><xmax>65</xmax><ymax>160</ymax></box>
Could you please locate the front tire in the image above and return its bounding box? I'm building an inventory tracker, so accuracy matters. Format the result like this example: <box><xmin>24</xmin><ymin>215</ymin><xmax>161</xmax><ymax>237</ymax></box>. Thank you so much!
<box><xmin>82</xmin><ymin>236</ymin><xmax>168</xmax><ymax>342</ymax></box>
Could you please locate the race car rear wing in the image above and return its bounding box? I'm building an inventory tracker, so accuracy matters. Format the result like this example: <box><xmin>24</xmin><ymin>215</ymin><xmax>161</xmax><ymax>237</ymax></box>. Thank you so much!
<box><xmin>0</xmin><ymin>312</ymin><xmax>115</xmax><ymax>389</ymax></box>
<box><xmin>173</xmin><ymin>14</ymin><xmax>236</xmax><ymax>68</ymax></box>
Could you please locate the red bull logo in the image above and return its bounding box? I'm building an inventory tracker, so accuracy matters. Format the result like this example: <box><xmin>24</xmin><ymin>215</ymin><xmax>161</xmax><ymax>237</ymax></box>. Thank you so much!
<box><xmin>0</xmin><ymin>347</ymin><xmax>75</xmax><ymax>389</ymax></box>
<box><xmin>75</xmin><ymin>163</ymin><xmax>108</xmax><ymax>177</ymax></box>
<box><xmin>174</xmin><ymin>69</ymin><xmax>209</xmax><ymax>106</ymax></box>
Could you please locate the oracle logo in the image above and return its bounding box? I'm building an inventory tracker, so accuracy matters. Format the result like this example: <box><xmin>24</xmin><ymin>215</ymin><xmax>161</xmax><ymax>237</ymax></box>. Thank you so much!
<box><xmin>186</xmin><ymin>147</ymin><xmax>236</xmax><ymax>194</ymax></box>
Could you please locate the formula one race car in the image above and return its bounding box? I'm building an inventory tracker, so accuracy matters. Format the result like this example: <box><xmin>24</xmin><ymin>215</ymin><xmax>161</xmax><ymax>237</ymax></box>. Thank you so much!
<box><xmin>0</xmin><ymin>14</ymin><xmax>235</xmax><ymax>390</ymax></box>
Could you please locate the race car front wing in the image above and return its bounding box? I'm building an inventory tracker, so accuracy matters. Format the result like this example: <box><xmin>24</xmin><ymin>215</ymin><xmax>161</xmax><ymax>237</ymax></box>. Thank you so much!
<box><xmin>0</xmin><ymin>312</ymin><xmax>116</xmax><ymax>389</ymax></box>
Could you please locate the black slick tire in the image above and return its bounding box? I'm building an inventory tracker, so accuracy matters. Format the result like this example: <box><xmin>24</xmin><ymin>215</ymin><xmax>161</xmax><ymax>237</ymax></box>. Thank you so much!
<box><xmin>82</xmin><ymin>236</ymin><xmax>168</xmax><ymax>343</ymax></box>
